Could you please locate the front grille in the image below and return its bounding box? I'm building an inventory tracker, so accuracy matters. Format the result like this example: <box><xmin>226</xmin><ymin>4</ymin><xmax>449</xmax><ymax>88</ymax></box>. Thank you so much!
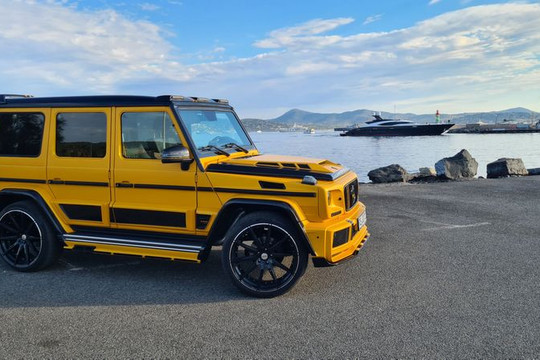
<box><xmin>344</xmin><ymin>179</ymin><xmax>359</xmax><ymax>210</ymax></box>
<box><xmin>333</xmin><ymin>228</ymin><xmax>350</xmax><ymax>248</ymax></box>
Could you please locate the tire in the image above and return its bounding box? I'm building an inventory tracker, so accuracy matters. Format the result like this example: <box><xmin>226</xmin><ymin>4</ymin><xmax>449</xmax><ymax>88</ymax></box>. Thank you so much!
<box><xmin>0</xmin><ymin>201</ymin><xmax>61</xmax><ymax>272</ymax></box>
<box><xmin>222</xmin><ymin>211</ymin><xmax>308</xmax><ymax>298</ymax></box>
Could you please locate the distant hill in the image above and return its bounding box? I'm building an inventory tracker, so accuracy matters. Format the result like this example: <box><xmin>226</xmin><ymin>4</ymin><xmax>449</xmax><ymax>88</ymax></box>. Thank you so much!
<box><xmin>241</xmin><ymin>107</ymin><xmax>539</xmax><ymax>131</ymax></box>
<box><xmin>497</xmin><ymin>107</ymin><xmax>531</xmax><ymax>113</ymax></box>
<box><xmin>240</xmin><ymin>118</ymin><xmax>284</xmax><ymax>132</ymax></box>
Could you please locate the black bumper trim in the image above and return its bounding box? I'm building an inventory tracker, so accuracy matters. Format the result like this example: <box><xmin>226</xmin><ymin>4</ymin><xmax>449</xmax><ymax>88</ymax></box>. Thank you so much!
<box><xmin>312</xmin><ymin>233</ymin><xmax>370</xmax><ymax>267</ymax></box>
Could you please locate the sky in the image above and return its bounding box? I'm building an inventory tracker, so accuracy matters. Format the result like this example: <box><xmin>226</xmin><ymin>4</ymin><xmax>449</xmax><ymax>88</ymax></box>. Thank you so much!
<box><xmin>1</xmin><ymin>0</ymin><xmax>539</xmax><ymax>118</ymax></box>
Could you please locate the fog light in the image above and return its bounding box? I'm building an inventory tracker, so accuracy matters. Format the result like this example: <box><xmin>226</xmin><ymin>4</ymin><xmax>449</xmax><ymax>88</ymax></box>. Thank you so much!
<box><xmin>333</xmin><ymin>228</ymin><xmax>350</xmax><ymax>248</ymax></box>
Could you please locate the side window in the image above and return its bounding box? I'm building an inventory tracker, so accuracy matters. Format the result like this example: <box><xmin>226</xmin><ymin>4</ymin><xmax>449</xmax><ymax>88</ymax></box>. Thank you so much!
<box><xmin>0</xmin><ymin>112</ymin><xmax>45</xmax><ymax>157</ymax></box>
<box><xmin>56</xmin><ymin>112</ymin><xmax>107</xmax><ymax>158</ymax></box>
<box><xmin>121</xmin><ymin>112</ymin><xmax>182</xmax><ymax>159</ymax></box>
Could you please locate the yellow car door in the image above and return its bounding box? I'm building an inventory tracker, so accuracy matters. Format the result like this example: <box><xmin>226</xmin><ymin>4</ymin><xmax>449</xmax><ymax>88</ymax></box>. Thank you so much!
<box><xmin>111</xmin><ymin>107</ymin><xmax>197</xmax><ymax>235</ymax></box>
<box><xmin>47</xmin><ymin>108</ymin><xmax>112</xmax><ymax>228</ymax></box>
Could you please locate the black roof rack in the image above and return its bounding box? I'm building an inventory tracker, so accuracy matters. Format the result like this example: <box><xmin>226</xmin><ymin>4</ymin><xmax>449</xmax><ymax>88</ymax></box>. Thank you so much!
<box><xmin>157</xmin><ymin>95</ymin><xmax>229</xmax><ymax>104</ymax></box>
<box><xmin>0</xmin><ymin>94</ymin><xmax>33</xmax><ymax>103</ymax></box>
<box><xmin>0</xmin><ymin>95</ymin><xmax>231</xmax><ymax>108</ymax></box>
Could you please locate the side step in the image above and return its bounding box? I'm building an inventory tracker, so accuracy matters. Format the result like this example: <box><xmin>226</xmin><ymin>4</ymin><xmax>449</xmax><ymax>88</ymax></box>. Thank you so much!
<box><xmin>63</xmin><ymin>230</ymin><xmax>207</xmax><ymax>263</ymax></box>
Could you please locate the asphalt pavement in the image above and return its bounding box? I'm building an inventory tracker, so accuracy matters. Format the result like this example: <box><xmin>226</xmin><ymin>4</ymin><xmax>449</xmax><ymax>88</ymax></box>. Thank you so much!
<box><xmin>1</xmin><ymin>176</ymin><xmax>539</xmax><ymax>358</ymax></box>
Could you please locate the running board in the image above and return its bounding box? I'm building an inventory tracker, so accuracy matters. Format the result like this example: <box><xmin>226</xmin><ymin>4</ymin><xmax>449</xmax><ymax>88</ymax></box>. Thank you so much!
<box><xmin>63</xmin><ymin>233</ymin><xmax>205</xmax><ymax>263</ymax></box>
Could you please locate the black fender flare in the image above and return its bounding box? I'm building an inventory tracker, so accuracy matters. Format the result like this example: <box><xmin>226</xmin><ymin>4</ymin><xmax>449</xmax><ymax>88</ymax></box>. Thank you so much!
<box><xmin>207</xmin><ymin>198</ymin><xmax>315</xmax><ymax>255</ymax></box>
<box><xmin>0</xmin><ymin>189</ymin><xmax>65</xmax><ymax>236</ymax></box>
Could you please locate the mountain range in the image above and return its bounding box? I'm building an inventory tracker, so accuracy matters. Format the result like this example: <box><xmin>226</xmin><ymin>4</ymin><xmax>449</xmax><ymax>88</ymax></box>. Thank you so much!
<box><xmin>241</xmin><ymin>107</ymin><xmax>539</xmax><ymax>131</ymax></box>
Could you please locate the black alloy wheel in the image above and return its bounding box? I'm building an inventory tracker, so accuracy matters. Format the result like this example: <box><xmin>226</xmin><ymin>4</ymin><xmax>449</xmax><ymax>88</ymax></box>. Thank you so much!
<box><xmin>223</xmin><ymin>211</ymin><xmax>308</xmax><ymax>298</ymax></box>
<box><xmin>0</xmin><ymin>201</ymin><xmax>60</xmax><ymax>272</ymax></box>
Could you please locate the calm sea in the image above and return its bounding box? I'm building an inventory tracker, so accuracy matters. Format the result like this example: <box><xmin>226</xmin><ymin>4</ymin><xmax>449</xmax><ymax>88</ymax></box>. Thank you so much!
<box><xmin>249</xmin><ymin>131</ymin><xmax>540</xmax><ymax>183</ymax></box>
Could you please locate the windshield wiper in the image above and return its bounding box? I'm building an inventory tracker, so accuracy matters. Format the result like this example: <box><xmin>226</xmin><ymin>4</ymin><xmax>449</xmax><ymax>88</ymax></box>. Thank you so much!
<box><xmin>198</xmin><ymin>145</ymin><xmax>230</xmax><ymax>156</ymax></box>
<box><xmin>222</xmin><ymin>142</ymin><xmax>249</xmax><ymax>153</ymax></box>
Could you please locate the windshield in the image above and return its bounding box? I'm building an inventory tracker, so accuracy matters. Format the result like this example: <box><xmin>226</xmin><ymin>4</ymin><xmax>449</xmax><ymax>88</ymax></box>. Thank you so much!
<box><xmin>175</xmin><ymin>108</ymin><xmax>253</xmax><ymax>155</ymax></box>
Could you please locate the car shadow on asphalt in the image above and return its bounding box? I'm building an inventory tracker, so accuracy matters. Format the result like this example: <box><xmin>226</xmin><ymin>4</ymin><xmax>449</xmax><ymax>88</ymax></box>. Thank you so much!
<box><xmin>0</xmin><ymin>248</ymin><xmax>259</xmax><ymax>307</ymax></box>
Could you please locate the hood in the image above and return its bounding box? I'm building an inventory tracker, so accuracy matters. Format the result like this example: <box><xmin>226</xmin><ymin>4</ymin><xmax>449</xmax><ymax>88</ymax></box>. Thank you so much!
<box><xmin>206</xmin><ymin>154</ymin><xmax>350</xmax><ymax>181</ymax></box>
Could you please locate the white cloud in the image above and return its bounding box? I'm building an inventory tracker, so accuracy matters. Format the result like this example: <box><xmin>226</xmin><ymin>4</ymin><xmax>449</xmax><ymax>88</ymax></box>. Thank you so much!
<box><xmin>429</xmin><ymin>0</ymin><xmax>442</xmax><ymax>5</ymax></box>
<box><xmin>243</xmin><ymin>3</ymin><xmax>540</xmax><ymax>115</ymax></box>
<box><xmin>253</xmin><ymin>18</ymin><xmax>354</xmax><ymax>49</ymax></box>
<box><xmin>0</xmin><ymin>0</ymin><xmax>182</xmax><ymax>93</ymax></box>
<box><xmin>1</xmin><ymin>1</ymin><xmax>539</xmax><ymax>117</ymax></box>
<box><xmin>363</xmin><ymin>14</ymin><xmax>383</xmax><ymax>25</ymax></box>
<box><xmin>140</xmin><ymin>3</ymin><xmax>160</xmax><ymax>11</ymax></box>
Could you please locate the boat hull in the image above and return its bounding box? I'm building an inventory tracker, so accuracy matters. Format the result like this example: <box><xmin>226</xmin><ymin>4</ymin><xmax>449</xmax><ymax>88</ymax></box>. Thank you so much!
<box><xmin>340</xmin><ymin>123</ymin><xmax>454</xmax><ymax>136</ymax></box>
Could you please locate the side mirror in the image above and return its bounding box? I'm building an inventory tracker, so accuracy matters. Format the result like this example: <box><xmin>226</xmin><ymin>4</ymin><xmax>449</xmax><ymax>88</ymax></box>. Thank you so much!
<box><xmin>161</xmin><ymin>145</ymin><xmax>194</xmax><ymax>170</ymax></box>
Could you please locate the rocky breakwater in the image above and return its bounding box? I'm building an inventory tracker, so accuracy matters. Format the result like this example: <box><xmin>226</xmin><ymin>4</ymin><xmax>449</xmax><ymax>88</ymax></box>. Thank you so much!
<box><xmin>368</xmin><ymin>149</ymin><xmax>540</xmax><ymax>184</ymax></box>
<box><xmin>367</xmin><ymin>149</ymin><xmax>539</xmax><ymax>184</ymax></box>
<box><xmin>367</xmin><ymin>149</ymin><xmax>479</xmax><ymax>184</ymax></box>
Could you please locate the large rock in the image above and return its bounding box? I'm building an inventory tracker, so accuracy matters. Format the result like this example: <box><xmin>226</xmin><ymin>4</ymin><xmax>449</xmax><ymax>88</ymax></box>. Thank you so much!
<box><xmin>368</xmin><ymin>164</ymin><xmax>410</xmax><ymax>183</ymax></box>
<box><xmin>528</xmin><ymin>168</ymin><xmax>540</xmax><ymax>176</ymax></box>
<box><xmin>487</xmin><ymin>158</ymin><xmax>528</xmax><ymax>178</ymax></box>
<box><xmin>418</xmin><ymin>167</ymin><xmax>436</xmax><ymax>177</ymax></box>
<box><xmin>435</xmin><ymin>149</ymin><xmax>478</xmax><ymax>180</ymax></box>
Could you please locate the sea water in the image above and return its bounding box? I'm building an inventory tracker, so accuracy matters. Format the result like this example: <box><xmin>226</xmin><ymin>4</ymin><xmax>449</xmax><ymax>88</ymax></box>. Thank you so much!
<box><xmin>250</xmin><ymin>131</ymin><xmax>540</xmax><ymax>183</ymax></box>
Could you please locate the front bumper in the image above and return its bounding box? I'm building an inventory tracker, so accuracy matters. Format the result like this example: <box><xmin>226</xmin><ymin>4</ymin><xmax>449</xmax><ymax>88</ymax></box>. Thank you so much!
<box><xmin>305</xmin><ymin>204</ymin><xmax>370</xmax><ymax>267</ymax></box>
<box><xmin>312</xmin><ymin>232</ymin><xmax>369</xmax><ymax>267</ymax></box>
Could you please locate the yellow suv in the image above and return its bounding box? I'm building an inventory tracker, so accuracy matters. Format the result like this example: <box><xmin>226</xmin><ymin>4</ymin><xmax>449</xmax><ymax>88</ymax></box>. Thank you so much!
<box><xmin>0</xmin><ymin>94</ymin><xmax>369</xmax><ymax>297</ymax></box>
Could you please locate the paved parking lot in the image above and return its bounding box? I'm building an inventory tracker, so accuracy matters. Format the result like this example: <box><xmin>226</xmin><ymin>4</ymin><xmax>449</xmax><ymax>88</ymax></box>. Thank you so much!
<box><xmin>1</xmin><ymin>176</ymin><xmax>539</xmax><ymax>358</ymax></box>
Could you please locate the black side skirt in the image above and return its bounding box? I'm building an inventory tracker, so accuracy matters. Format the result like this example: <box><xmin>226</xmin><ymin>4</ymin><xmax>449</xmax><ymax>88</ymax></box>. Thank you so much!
<box><xmin>64</xmin><ymin>226</ymin><xmax>208</xmax><ymax>259</ymax></box>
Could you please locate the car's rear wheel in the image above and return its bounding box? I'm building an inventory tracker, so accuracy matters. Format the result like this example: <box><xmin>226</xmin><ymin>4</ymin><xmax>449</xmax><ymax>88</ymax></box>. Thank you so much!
<box><xmin>222</xmin><ymin>211</ymin><xmax>308</xmax><ymax>298</ymax></box>
<box><xmin>0</xmin><ymin>201</ymin><xmax>60</xmax><ymax>272</ymax></box>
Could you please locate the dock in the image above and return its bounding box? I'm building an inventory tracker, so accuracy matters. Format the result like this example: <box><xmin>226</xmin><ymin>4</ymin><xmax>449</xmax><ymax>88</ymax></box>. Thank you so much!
<box><xmin>448</xmin><ymin>122</ymin><xmax>540</xmax><ymax>133</ymax></box>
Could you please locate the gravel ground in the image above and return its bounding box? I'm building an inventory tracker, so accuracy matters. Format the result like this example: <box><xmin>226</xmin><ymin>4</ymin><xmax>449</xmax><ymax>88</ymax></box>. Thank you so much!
<box><xmin>1</xmin><ymin>176</ymin><xmax>539</xmax><ymax>358</ymax></box>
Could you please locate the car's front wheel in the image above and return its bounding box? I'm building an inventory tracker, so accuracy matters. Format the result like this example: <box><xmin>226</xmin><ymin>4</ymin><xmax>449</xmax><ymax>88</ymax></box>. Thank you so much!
<box><xmin>222</xmin><ymin>211</ymin><xmax>308</xmax><ymax>298</ymax></box>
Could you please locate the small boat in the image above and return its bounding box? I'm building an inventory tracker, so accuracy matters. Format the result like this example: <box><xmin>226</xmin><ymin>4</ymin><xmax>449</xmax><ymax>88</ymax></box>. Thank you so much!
<box><xmin>304</xmin><ymin>128</ymin><xmax>315</xmax><ymax>134</ymax></box>
<box><xmin>340</xmin><ymin>115</ymin><xmax>454</xmax><ymax>136</ymax></box>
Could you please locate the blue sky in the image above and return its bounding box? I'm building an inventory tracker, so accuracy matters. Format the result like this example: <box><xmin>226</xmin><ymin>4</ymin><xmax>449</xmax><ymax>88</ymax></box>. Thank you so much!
<box><xmin>1</xmin><ymin>0</ymin><xmax>539</xmax><ymax>118</ymax></box>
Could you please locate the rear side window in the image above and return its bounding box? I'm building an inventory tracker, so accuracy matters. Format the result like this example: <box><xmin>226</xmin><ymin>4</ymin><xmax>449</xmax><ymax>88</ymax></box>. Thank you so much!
<box><xmin>0</xmin><ymin>112</ymin><xmax>45</xmax><ymax>157</ymax></box>
<box><xmin>56</xmin><ymin>112</ymin><xmax>107</xmax><ymax>158</ymax></box>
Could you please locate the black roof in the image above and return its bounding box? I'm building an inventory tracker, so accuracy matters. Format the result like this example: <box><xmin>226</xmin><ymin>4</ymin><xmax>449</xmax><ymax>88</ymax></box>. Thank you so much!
<box><xmin>0</xmin><ymin>95</ymin><xmax>232</xmax><ymax>109</ymax></box>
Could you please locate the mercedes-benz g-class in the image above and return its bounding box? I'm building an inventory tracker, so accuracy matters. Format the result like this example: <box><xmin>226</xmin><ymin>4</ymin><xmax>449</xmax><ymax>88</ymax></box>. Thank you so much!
<box><xmin>0</xmin><ymin>94</ymin><xmax>369</xmax><ymax>297</ymax></box>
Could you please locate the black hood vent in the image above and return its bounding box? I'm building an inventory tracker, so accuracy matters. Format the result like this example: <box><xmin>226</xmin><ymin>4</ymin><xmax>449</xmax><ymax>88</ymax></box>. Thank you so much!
<box><xmin>259</xmin><ymin>181</ymin><xmax>286</xmax><ymax>190</ymax></box>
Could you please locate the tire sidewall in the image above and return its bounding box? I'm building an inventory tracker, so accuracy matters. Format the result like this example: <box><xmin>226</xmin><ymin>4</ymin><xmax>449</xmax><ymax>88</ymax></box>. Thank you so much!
<box><xmin>222</xmin><ymin>211</ymin><xmax>308</xmax><ymax>298</ymax></box>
